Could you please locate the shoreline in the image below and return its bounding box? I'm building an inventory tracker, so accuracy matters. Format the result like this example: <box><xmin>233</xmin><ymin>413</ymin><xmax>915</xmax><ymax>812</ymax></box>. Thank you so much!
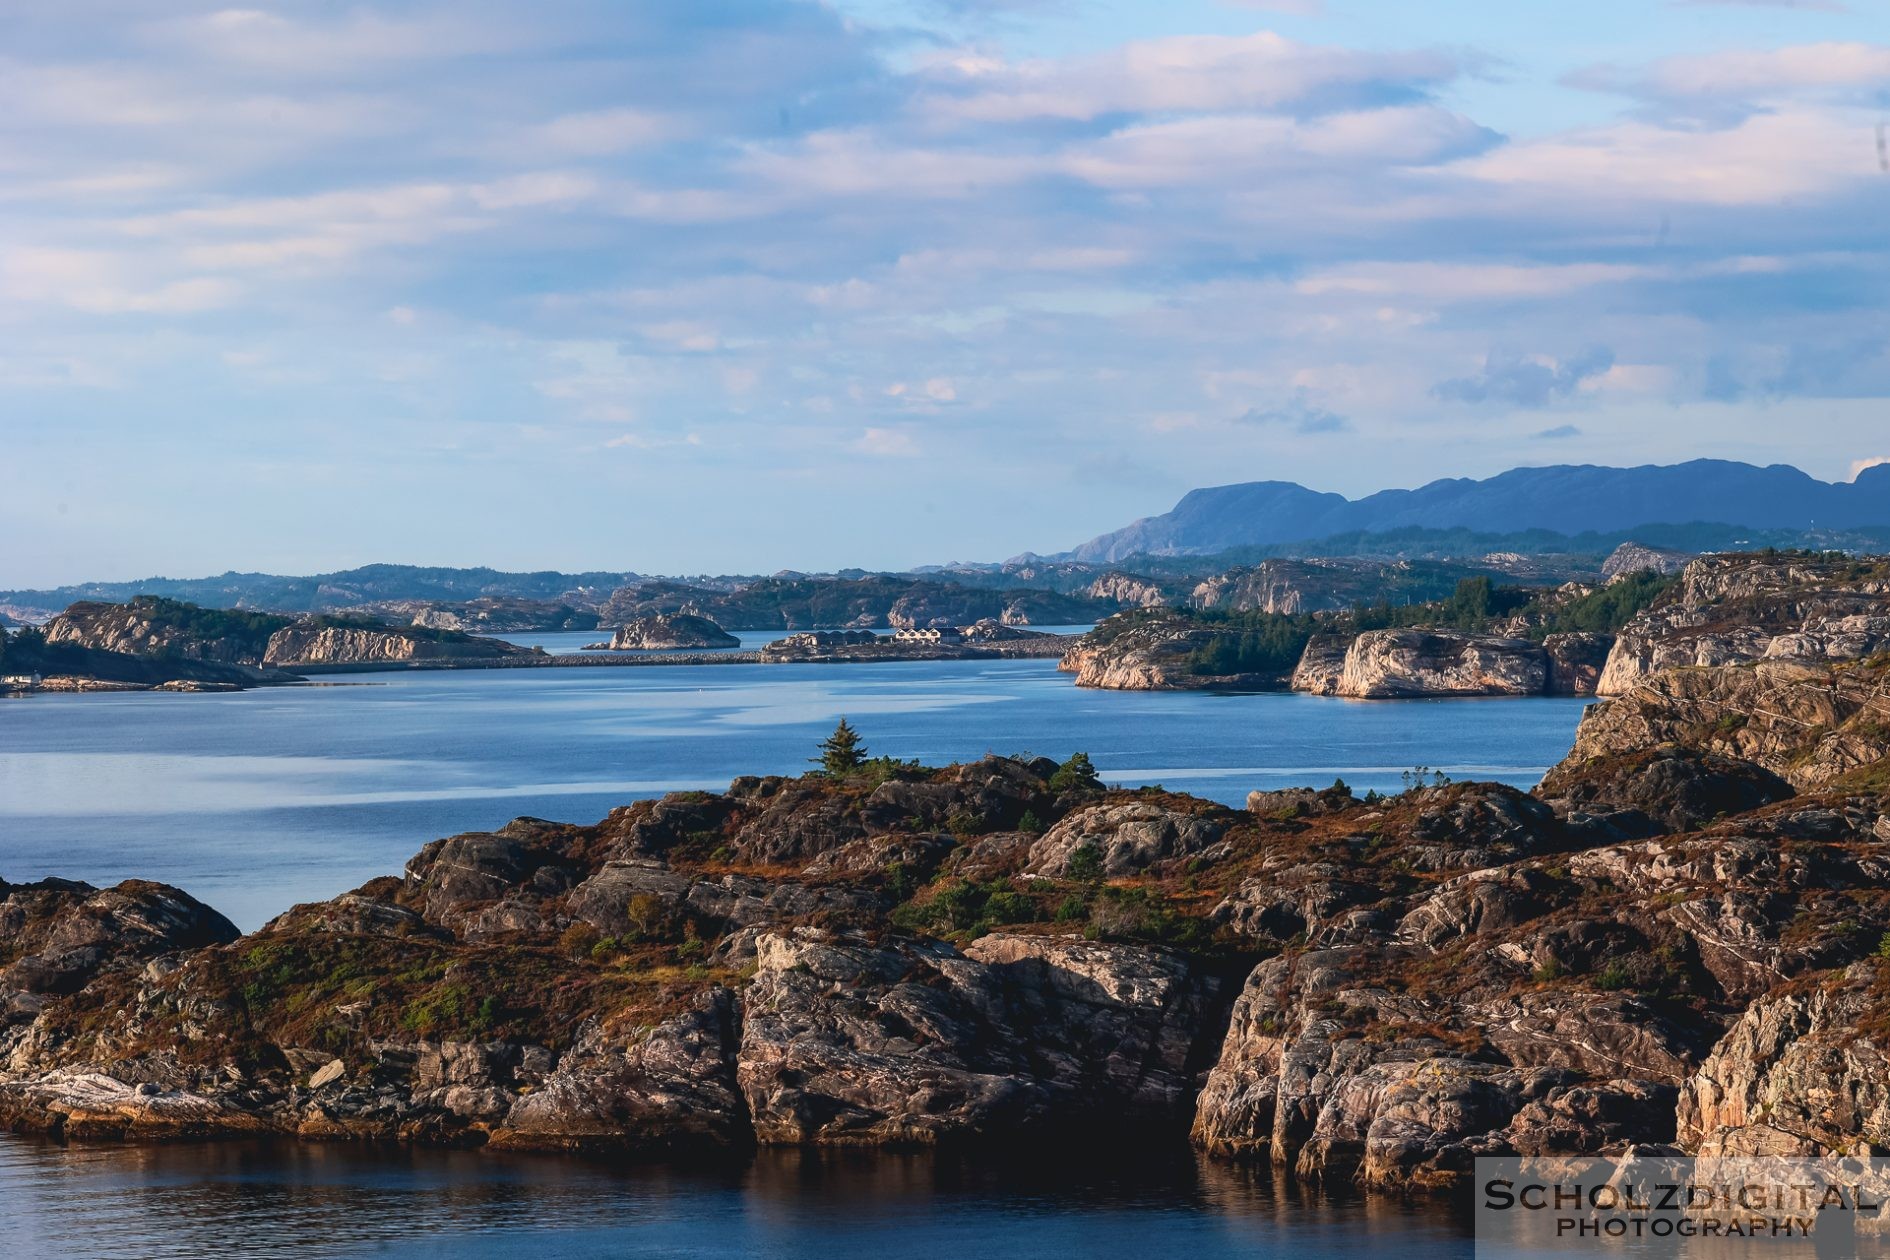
<box><xmin>17</xmin><ymin>635</ymin><xmax>1093</xmax><ymax>685</ymax></box>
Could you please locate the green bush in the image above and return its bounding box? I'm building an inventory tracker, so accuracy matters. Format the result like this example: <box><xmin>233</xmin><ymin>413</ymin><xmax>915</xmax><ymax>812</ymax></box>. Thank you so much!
<box><xmin>1047</xmin><ymin>752</ymin><xmax>1102</xmax><ymax>794</ymax></box>
<box><xmin>1064</xmin><ymin>843</ymin><xmax>1105</xmax><ymax>883</ymax></box>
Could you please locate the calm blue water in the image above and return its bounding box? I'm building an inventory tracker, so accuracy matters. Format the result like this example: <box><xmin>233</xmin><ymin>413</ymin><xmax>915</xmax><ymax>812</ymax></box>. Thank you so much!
<box><xmin>0</xmin><ymin>657</ymin><xmax>1589</xmax><ymax>930</ymax></box>
<box><xmin>0</xmin><ymin>1137</ymin><xmax>1475</xmax><ymax>1260</ymax></box>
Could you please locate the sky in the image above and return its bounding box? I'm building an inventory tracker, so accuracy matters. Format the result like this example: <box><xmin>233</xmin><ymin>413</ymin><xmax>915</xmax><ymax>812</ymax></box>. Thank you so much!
<box><xmin>5</xmin><ymin>0</ymin><xmax>1890</xmax><ymax>585</ymax></box>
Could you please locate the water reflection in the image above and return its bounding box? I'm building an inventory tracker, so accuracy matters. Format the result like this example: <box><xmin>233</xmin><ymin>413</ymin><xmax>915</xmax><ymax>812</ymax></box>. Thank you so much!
<box><xmin>0</xmin><ymin>1136</ymin><xmax>1474</xmax><ymax>1259</ymax></box>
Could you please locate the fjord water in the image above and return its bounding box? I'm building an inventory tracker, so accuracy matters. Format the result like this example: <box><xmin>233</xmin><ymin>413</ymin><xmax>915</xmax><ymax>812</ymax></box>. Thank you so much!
<box><xmin>0</xmin><ymin>655</ymin><xmax>1588</xmax><ymax>930</ymax></box>
<box><xmin>0</xmin><ymin>1137</ymin><xmax>1474</xmax><ymax>1259</ymax></box>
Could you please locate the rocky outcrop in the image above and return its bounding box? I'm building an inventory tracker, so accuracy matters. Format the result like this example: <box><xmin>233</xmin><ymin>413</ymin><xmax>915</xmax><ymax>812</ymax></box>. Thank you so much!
<box><xmin>1597</xmin><ymin>553</ymin><xmax>1890</xmax><ymax>695</ymax></box>
<box><xmin>1084</xmin><ymin>573</ymin><xmax>1171</xmax><ymax>608</ymax></box>
<box><xmin>261</xmin><ymin>623</ymin><xmax>535</xmax><ymax>667</ymax></box>
<box><xmin>36</xmin><ymin>596</ymin><xmax>532</xmax><ymax>674</ymax></box>
<box><xmin>1555</xmin><ymin>656</ymin><xmax>1890</xmax><ymax>791</ymax></box>
<box><xmin>737</xmin><ymin>930</ymin><xmax>1225</xmax><ymax>1145</ymax></box>
<box><xmin>354</xmin><ymin>599</ymin><xmax>600</xmax><ymax>634</ymax></box>
<box><xmin>591</xmin><ymin>614</ymin><xmax>739</xmax><ymax>651</ymax></box>
<box><xmin>1536</xmin><ymin>748</ymin><xmax>1796</xmax><ymax>839</ymax></box>
<box><xmin>1289</xmin><ymin>635</ymin><xmax>1350</xmax><ymax>695</ymax></box>
<box><xmin>1059</xmin><ymin>613</ymin><xmax>1244</xmax><ymax>689</ymax></box>
<box><xmin>0</xmin><ymin>877</ymin><xmax>239</xmax><ymax>1026</ymax></box>
<box><xmin>1025</xmin><ymin>800</ymin><xmax>1231</xmax><ymax>877</ymax></box>
<box><xmin>1334</xmin><ymin>630</ymin><xmax>1548</xmax><ymax>698</ymax></box>
<box><xmin>1542</xmin><ymin>632</ymin><xmax>1613</xmax><ymax>696</ymax></box>
<box><xmin>1601</xmin><ymin>542</ymin><xmax>1692</xmax><ymax>584</ymax></box>
<box><xmin>601</xmin><ymin>576</ymin><xmax>1119</xmax><ymax>632</ymax></box>
<box><xmin>1188</xmin><ymin>559</ymin><xmax>1536</xmax><ymax>616</ymax></box>
<box><xmin>42</xmin><ymin>597</ymin><xmax>288</xmax><ymax>664</ymax></box>
<box><xmin>1678</xmin><ymin>961</ymin><xmax>1890</xmax><ymax>1157</ymax></box>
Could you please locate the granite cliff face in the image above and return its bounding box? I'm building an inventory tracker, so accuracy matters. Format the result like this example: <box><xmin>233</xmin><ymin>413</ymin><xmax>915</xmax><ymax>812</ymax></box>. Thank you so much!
<box><xmin>1333</xmin><ymin>630</ymin><xmax>1548</xmax><ymax>699</ymax></box>
<box><xmin>1560</xmin><ymin>657</ymin><xmax>1890</xmax><ymax>792</ymax></box>
<box><xmin>593</xmin><ymin>614</ymin><xmax>739</xmax><ymax>651</ymax></box>
<box><xmin>1083</xmin><ymin>573</ymin><xmax>1172</xmax><ymax>609</ymax></box>
<box><xmin>1058</xmin><ymin>612</ymin><xmax>1280</xmax><ymax>689</ymax></box>
<box><xmin>1596</xmin><ymin>553</ymin><xmax>1890</xmax><ymax>696</ymax></box>
<box><xmin>260</xmin><ymin>623</ymin><xmax>536</xmax><ymax>667</ymax></box>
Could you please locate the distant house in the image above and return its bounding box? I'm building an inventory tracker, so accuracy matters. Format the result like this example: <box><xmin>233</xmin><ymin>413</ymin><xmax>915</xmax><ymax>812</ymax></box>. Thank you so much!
<box><xmin>0</xmin><ymin>673</ymin><xmax>42</xmax><ymax>691</ymax></box>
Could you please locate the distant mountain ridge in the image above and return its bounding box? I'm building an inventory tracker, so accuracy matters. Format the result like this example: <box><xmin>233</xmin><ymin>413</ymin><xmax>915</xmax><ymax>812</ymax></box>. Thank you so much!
<box><xmin>1058</xmin><ymin>460</ymin><xmax>1890</xmax><ymax>563</ymax></box>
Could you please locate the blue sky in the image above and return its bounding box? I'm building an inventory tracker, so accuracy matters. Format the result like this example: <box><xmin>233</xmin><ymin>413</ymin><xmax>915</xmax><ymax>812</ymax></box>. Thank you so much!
<box><xmin>6</xmin><ymin>0</ymin><xmax>1890</xmax><ymax>584</ymax></box>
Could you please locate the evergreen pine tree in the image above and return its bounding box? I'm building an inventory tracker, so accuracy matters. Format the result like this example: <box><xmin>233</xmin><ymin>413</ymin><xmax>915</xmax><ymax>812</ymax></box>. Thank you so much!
<box><xmin>816</xmin><ymin>718</ymin><xmax>867</xmax><ymax>776</ymax></box>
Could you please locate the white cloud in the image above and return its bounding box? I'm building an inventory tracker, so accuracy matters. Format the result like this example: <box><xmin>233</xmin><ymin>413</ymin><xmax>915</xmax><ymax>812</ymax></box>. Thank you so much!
<box><xmin>1575</xmin><ymin>42</ymin><xmax>1890</xmax><ymax>102</ymax></box>
<box><xmin>0</xmin><ymin>247</ymin><xmax>240</xmax><ymax>313</ymax></box>
<box><xmin>1853</xmin><ymin>456</ymin><xmax>1890</xmax><ymax>480</ymax></box>
<box><xmin>855</xmin><ymin>427</ymin><xmax>920</xmax><ymax>456</ymax></box>
<box><xmin>918</xmin><ymin>32</ymin><xmax>1461</xmax><ymax>123</ymax></box>
<box><xmin>1456</xmin><ymin>106</ymin><xmax>1871</xmax><ymax>205</ymax></box>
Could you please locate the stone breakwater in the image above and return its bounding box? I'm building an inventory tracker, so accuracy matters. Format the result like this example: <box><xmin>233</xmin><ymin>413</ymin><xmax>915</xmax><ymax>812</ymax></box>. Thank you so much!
<box><xmin>760</xmin><ymin>635</ymin><xmax>1078</xmax><ymax>664</ymax></box>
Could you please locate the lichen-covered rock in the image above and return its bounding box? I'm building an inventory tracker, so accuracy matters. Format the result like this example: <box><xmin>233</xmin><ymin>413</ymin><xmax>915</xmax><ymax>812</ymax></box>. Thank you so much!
<box><xmin>1246</xmin><ymin>783</ymin><xmax>1357</xmax><ymax>820</ymax></box>
<box><xmin>262</xmin><ymin>623</ymin><xmax>532</xmax><ymax>666</ymax></box>
<box><xmin>1335</xmin><ymin>630</ymin><xmax>1548</xmax><ymax>698</ymax></box>
<box><xmin>491</xmin><ymin>989</ymin><xmax>745</xmax><ymax>1152</ymax></box>
<box><xmin>1556</xmin><ymin>658</ymin><xmax>1890</xmax><ymax>791</ymax></box>
<box><xmin>735</xmin><ymin>930</ymin><xmax>1225</xmax><ymax>1145</ymax></box>
<box><xmin>1601</xmin><ymin>543</ymin><xmax>1692</xmax><ymax>583</ymax></box>
<box><xmin>1536</xmin><ymin>748</ymin><xmax>1796</xmax><ymax>839</ymax></box>
<box><xmin>1025</xmin><ymin>801</ymin><xmax>1229</xmax><ymax>876</ymax></box>
<box><xmin>1289</xmin><ymin>635</ymin><xmax>1350</xmax><ymax>696</ymax></box>
<box><xmin>1596</xmin><ymin>553</ymin><xmax>1890</xmax><ymax>696</ymax></box>
<box><xmin>1678</xmin><ymin>961</ymin><xmax>1890</xmax><ymax>1157</ymax></box>
<box><xmin>0</xmin><ymin>877</ymin><xmax>238</xmax><ymax>1022</ymax></box>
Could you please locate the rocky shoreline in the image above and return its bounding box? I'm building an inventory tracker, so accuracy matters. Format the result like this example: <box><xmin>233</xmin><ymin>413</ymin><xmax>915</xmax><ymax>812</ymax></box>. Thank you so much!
<box><xmin>1064</xmin><ymin>551</ymin><xmax>1890</xmax><ymax>702</ymax></box>
<box><xmin>7</xmin><ymin>552</ymin><xmax>1890</xmax><ymax>1191</ymax></box>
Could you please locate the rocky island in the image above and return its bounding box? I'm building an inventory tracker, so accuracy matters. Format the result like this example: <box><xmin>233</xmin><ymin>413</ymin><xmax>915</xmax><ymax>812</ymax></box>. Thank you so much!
<box><xmin>1</xmin><ymin>596</ymin><xmax>541</xmax><ymax>690</ymax></box>
<box><xmin>1062</xmin><ymin>559</ymin><xmax>1696</xmax><ymax>698</ymax></box>
<box><xmin>585</xmin><ymin>613</ymin><xmax>741</xmax><ymax>651</ymax></box>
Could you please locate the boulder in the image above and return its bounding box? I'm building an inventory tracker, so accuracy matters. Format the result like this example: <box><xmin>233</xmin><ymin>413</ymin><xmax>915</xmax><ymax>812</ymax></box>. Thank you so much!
<box><xmin>1025</xmin><ymin>801</ymin><xmax>1228</xmax><ymax>876</ymax></box>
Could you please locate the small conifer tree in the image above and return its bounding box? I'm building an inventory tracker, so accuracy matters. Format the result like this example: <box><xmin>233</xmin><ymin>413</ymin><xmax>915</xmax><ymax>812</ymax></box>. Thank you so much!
<box><xmin>816</xmin><ymin>718</ymin><xmax>867</xmax><ymax>776</ymax></box>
